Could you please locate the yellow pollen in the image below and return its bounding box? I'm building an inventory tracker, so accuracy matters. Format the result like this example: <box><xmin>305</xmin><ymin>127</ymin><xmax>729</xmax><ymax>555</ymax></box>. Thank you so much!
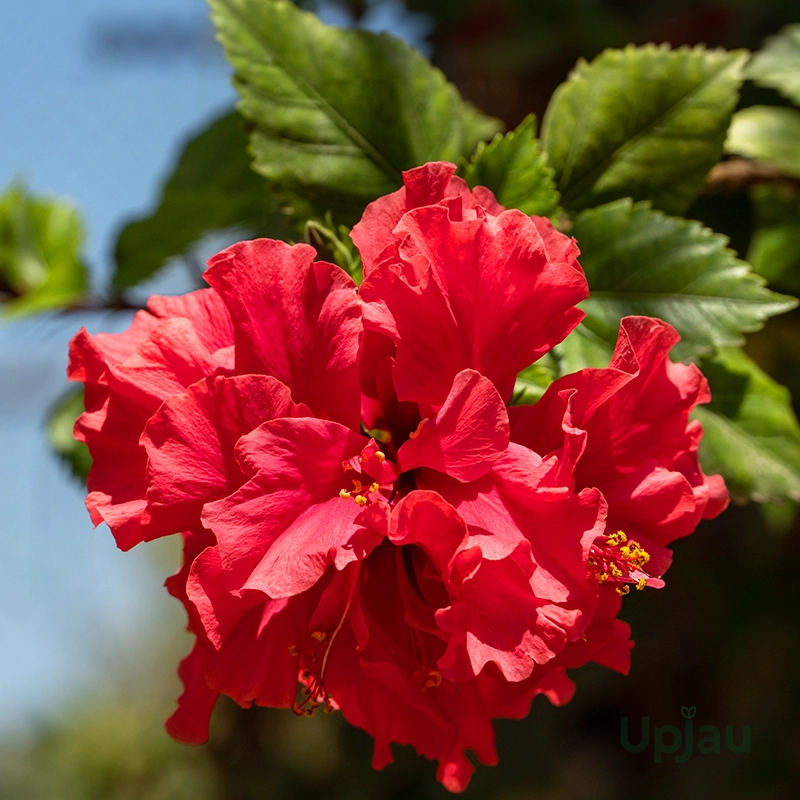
<box><xmin>636</xmin><ymin>577</ymin><xmax>647</xmax><ymax>591</ymax></box>
<box><xmin>606</xmin><ymin>530</ymin><xmax>628</xmax><ymax>547</ymax></box>
<box><xmin>415</xmin><ymin>669</ymin><xmax>443</xmax><ymax>691</ymax></box>
<box><xmin>352</xmin><ymin>480</ymin><xmax>363</xmax><ymax>493</ymax></box>
<box><xmin>616</xmin><ymin>585</ymin><xmax>631</xmax><ymax>596</ymax></box>
<box><xmin>369</xmin><ymin>482</ymin><xmax>380</xmax><ymax>493</ymax></box>
<box><xmin>597</xmin><ymin>572</ymin><xmax>609</xmax><ymax>584</ymax></box>
<box><xmin>610</xmin><ymin>563</ymin><xmax>623</xmax><ymax>578</ymax></box>
<box><xmin>375</xmin><ymin>452</ymin><xmax>386</xmax><ymax>463</ymax></box>
<box><xmin>288</xmin><ymin>644</ymin><xmax>298</xmax><ymax>656</ymax></box>
<box><xmin>339</xmin><ymin>489</ymin><xmax>351</xmax><ymax>499</ymax></box>
<box><xmin>354</xmin><ymin>495</ymin><xmax>368</xmax><ymax>506</ymax></box>
<box><xmin>311</xmin><ymin>631</ymin><xmax>327</xmax><ymax>642</ymax></box>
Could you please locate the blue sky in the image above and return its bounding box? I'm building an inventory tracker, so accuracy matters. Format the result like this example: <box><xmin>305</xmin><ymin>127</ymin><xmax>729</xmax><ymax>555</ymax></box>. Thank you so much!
<box><xmin>0</xmin><ymin>0</ymin><xmax>236</xmax><ymax>731</ymax></box>
<box><xmin>0</xmin><ymin>0</ymin><xmax>430</xmax><ymax>733</ymax></box>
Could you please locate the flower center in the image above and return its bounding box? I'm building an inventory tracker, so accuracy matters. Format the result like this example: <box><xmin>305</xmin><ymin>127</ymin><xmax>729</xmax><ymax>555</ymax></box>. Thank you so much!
<box><xmin>339</xmin><ymin>478</ymin><xmax>382</xmax><ymax>506</ymax></box>
<box><xmin>337</xmin><ymin>444</ymin><xmax>397</xmax><ymax>506</ymax></box>
<box><xmin>588</xmin><ymin>529</ymin><xmax>653</xmax><ymax>596</ymax></box>
<box><xmin>290</xmin><ymin>565</ymin><xmax>362</xmax><ymax>717</ymax></box>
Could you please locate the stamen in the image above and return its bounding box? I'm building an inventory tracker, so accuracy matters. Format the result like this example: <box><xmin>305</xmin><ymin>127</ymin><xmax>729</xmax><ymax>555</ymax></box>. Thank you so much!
<box><xmin>414</xmin><ymin>668</ymin><xmax>443</xmax><ymax>691</ymax></box>
<box><xmin>589</xmin><ymin>529</ymin><xmax>654</xmax><ymax>596</ymax></box>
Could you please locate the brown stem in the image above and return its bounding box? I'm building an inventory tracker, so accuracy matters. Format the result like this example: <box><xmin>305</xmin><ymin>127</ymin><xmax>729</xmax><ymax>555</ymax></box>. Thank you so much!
<box><xmin>703</xmin><ymin>158</ymin><xmax>800</xmax><ymax>195</ymax></box>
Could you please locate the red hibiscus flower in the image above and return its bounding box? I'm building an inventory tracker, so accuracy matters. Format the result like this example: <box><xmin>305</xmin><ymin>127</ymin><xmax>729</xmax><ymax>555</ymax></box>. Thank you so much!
<box><xmin>68</xmin><ymin>162</ymin><xmax>727</xmax><ymax>792</ymax></box>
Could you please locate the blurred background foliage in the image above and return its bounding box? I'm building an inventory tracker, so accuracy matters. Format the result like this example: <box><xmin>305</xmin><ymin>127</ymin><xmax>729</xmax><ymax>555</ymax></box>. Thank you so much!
<box><xmin>4</xmin><ymin>1</ymin><xmax>800</xmax><ymax>799</ymax></box>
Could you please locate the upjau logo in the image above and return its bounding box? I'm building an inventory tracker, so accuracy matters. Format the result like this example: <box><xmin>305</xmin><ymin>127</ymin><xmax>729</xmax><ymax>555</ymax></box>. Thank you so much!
<box><xmin>620</xmin><ymin>706</ymin><xmax>753</xmax><ymax>762</ymax></box>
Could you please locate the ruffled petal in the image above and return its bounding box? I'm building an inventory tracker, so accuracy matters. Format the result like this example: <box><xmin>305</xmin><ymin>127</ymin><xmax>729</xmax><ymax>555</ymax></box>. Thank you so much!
<box><xmin>361</xmin><ymin>204</ymin><xmax>587</xmax><ymax>405</ymax></box>
<box><xmin>397</xmin><ymin>369</ymin><xmax>509</xmax><ymax>482</ymax></box>
<box><xmin>141</xmin><ymin>374</ymin><xmax>309</xmax><ymax>539</ymax></box>
<box><xmin>204</xmin><ymin>239</ymin><xmax>361</xmax><ymax>429</ymax></box>
<box><xmin>201</xmin><ymin>418</ymin><xmax>386</xmax><ymax>597</ymax></box>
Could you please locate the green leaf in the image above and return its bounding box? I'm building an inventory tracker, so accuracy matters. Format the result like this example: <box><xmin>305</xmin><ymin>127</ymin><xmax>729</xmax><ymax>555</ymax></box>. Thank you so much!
<box><xmin>745</xmin><ymin>24</ymin><xmax>800</xmax><ymax>107</ymax></box>
<box><xmin>113</xmin><ymin>110</ymin><xmax>292</xmax><ymax>292</ymax></box>
<box><xmin>747</xmin><ymin>184</ymin><xmax>800</xmax><ymax>296</ymax></box>
<box><xmin>694</xmin><ymin>348</ymin><xmax>800</xmax><ymax>503</ymax></box>
<box><xmin>0</xmin><ymin>183</ymin><xmax>88</xmax><ymax>317</ymax></box>
<box><xmin>304</xmin><ymin>213</ymin><xmax>363</xmax><ymax>283</ymax></box>
<box><xmin>570</xmin><ymin>199</ymin><xmax>797</xmax><ymax>360</ymax></box>
<box><xmin>512</xmin><ymin>353</ymin><xmax>558</xmax><ymax>404</ymax></box>
<box><xmin>47</xmin><ymin>387</ymin><xmax>91</xmax><ymax>482</ymax></box>
<box><xmin>725</xmin><ymin>106</ymin><xmax>800</xmax><ymax>179</ymax></box>
<box><xmin>554</xmin><ymin>323</ymin><xmax>615</xmax><ymax>374</ymax></box>
<box><xmin>209</xmin><ymin>0</ymin><xmax>501</xmax><ymax>222</ymax></box>
<box><xmin>461</xmin><ymin>115</ymin><xmax>560</xmax><ymax>217</ymax></box>
<box><xmin>541</xmin><ymin>44</ymin><xmax>748</xmax><ymax>215</ymax></box>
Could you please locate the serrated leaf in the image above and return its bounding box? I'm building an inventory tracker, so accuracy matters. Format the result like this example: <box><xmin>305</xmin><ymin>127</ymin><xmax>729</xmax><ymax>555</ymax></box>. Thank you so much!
<box><xmin>725</xmin><ymin>106</ymin><xmax>800</xmax><ymax>179</ymax></box>
<box><xmin>694</xmin><ymin>348</ymin><xmax>800</xmax><ymax>504</ymax></box>
<box><xmin>113</xmin><ymin>110</ymin><xmax>292</xmax><ymax>292</ymax></box>
<box><xmin>47</xmin><ymin>387</ymin><xmax>91</xmax><ymax>482</ymax></box>
<box><xmin>747</xmin><ymin>183</ymin><xmax>800</xmax><ymax>295</ymax></box>
<box><xmin>209</xmin><ymin>0</ymin><xmax>501</xmax><ymax>222</ymax></box>
<box><xmin>0</xmin><ymin>183</ymin><xmax>88</xmax><ymax>317</ymax></box>
<box><xmin>461</xmin><ymin>115</ymin><xmax>560</xmax><ymax>217</ymax></box>
<box><xmin>541</xmin><ymin>44</ymin><xmax>748</xmax><ymax>215</ymax></box>
<box><xmin>745</xmin><ymin>24</ymin><xmax>800</xmax><ymax>107</ymax></box>
<box><xmin>570</xmin><ymin>199</ymin><xmax>796</xmax><ymax>360</ymax></box>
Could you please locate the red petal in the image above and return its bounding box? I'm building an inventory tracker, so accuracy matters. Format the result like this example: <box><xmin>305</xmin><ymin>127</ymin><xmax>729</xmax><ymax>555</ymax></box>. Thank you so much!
<box><xmin>204</xmin><ymin>239</ymin><xmax>361</xmax><ymax>429</ymax></box>
<box><xmin>398</xmin><ymin>370</ymin><xmax>509</xmax><ymax>482</ymax></box>
<box><xmin>141</xmin><ymin>374</ymin><xmax>309</xmax><ymax>539</ymax></box>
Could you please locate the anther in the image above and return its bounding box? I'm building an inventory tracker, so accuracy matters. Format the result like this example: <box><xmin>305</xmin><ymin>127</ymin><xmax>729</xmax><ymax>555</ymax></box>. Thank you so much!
<box><xmin>339</xmin><ymin>489</ymin><xmax>351</xmax><ymax>499</ymax></box>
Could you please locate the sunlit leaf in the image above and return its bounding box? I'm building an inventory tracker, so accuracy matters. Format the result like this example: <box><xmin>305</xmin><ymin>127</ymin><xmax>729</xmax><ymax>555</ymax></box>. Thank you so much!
<box><xmin>570</xmin><ymin>199</ymin><xmax>796</xmax><ymax>360</ymax></box>
<box><xmin>745</xmin><ymin>24</ymin><xmax>800</xmax><ymax>106</ymax></box>
<box><xmin>209</xmin><ymin>0</ymin><xmax>501</xmax><ymax>222</ymax></box>
<box><xmin>542</xmin><ymin>44</ymin><xmax>748</xmax><ymax>215</ymax></box>
<box><xmin>725</xmin><ymin>105</ymin><xmax>800</xmax><ymax>178</ymax></box>
<box><xmin>461</xmin><ymin>115</ymin><xmax>560</xmax><ymax>217</ymax></box>
<box><xmin>0</xmin><ymin>183</ymin><xmax>88</xmax><ymax>317</ymax></box>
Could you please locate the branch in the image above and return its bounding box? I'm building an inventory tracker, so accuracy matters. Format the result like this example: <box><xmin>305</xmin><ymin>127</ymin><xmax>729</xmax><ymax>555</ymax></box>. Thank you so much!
<box><xmin>703</xmin><ymin>158</ymin><xmax>800</xmax><ymax>195</ymax></box>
